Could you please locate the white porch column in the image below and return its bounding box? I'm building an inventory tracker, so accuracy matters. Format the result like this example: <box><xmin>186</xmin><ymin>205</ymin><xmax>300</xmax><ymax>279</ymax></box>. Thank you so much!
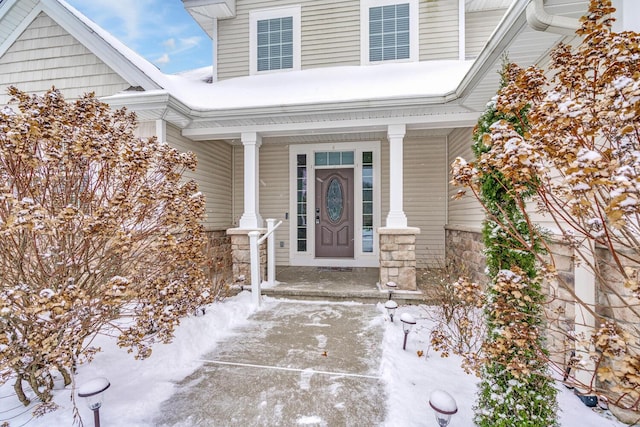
<box><xmin>573</xmin><ymin>244</ymin><xmax>597</xmax><ymax>397</ymax></box>
<box><xmin>239</xmin><ymin>132</ymin><xmax>263</xmax><ymax>229</ymax></box>
<box><xmin>386</xmin><ymin>124</ymin><xmax>408</xmax><ymax>228</ymax></box>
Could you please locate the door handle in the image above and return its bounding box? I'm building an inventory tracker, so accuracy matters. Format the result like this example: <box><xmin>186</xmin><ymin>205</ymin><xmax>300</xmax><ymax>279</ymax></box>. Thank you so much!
<box><xmin>316</xmin><ymin>207</ymin><xmax>320</xmax><ymax>224</ymax></box>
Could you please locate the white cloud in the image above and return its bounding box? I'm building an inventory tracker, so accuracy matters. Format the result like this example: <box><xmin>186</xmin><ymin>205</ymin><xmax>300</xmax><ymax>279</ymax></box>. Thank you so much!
<box><xmin>65</xmin><ymin>0</ymin><xmax>212</xmax><ymax>73</ymax></box>
<box><xmin>179</xmin><ymin>36</ymin><xmax>201</xmax><ymax>50</ymax></box>
<box><xmin>157</xmin><ymin>36</ymin><xmax>202</xmax><ymax>60</ymax></box>
<box><xmin>154</xmin><ymin>53</ymin><xmax>170</xmax><ymax>66</ymax></box>
<box><xmin>163</xmin><ymin>38</ymin><xmax>176</xmax><ymax>49</ymax></box>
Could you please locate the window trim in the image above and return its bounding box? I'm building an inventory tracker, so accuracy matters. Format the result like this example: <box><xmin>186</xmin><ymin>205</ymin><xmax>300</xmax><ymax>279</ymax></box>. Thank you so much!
<box><xmin>249</xmin><ymin>5</ymin><xmax>301</xmax><ymax>75</ymax></box>
<box><xmin>360</xmin><ymin>0</ymin><xmax>419</xmax><ymax>65</ymax></box>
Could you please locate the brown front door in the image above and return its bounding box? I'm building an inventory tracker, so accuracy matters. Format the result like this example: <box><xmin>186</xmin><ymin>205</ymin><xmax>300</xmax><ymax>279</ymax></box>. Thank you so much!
<box><xmin>315</xmin><ymin>168</ymin><xmax>354</xmax><ymax>258</ymax></box>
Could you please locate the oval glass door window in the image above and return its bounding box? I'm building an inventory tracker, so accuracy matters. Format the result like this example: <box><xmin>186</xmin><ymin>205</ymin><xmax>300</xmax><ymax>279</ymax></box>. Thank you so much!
<box><xmin>326</xmin><ymin>178</ymin><xmax>343</xmax><ymax>222</ymax></box>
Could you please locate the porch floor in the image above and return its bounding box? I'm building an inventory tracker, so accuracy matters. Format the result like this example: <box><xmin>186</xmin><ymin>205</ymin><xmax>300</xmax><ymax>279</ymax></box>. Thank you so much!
<box><xmin>238</xmin><ymin>266</ymin><xmax>436</xmax><ymax>304</ymax></box>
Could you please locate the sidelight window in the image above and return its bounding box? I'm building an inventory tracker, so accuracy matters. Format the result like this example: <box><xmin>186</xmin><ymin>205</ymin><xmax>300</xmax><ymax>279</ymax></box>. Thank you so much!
<box><xmin>362</xmin><ymin>151</ymin><xmax>374</xmax><ymax>252</ymax></box>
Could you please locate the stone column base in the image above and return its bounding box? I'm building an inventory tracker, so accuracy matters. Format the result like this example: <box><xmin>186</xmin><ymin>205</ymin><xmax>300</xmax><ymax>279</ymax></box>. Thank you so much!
<box><xmin>227</xmin><ymin>227</ymin><xmax>266</xmax><ymax>283</ymax></box>
<box><xmin>378</xmin><ymin>227</ymin><xmax>420</xmax><ymax>291</ymax></box>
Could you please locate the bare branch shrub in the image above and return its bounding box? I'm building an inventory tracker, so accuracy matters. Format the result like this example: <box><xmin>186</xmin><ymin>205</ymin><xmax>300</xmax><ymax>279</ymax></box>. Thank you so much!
<box><xmin>0</xmin><ymin>87</ymin><xmax>219</xmax><ymax>416</ymax></box>
<box><xmin>424</xmin><ymin>263</ymin><xmax>486</xmax><ymax>374</ymax></box>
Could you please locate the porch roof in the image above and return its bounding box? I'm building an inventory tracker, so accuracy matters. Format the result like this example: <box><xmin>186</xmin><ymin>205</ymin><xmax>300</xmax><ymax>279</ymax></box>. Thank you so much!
<box><xmin>102</xmin><ymin>59</ymin><xmax>481</xmax><ymax>139</ymax></box>
<box><xmin>129</xmin><ymin>60</ymin><xmax>474</xmax><ymax>111</ymax></box>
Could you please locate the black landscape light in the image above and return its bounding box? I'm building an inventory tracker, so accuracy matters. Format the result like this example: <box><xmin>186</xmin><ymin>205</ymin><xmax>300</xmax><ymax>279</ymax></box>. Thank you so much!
<box><xmin>384</xmin><ymin>299</ymin><xmax>398</xmax><ymax>322</ymax></box>
<box><xmin>400</xmin><ymin>312</ymin><xmax>416</xmax><ymax>350</ymax></box>
<box><xmin>429</xmin><ymin>389</ymin><xmax>458</xmax><ymax>426</ymax></box>
<box><xmin>78</xmin><ymin>377</ymin><xmax>110</xmax><ymax>427</ymax></box>
<box><xmin>386</xmin><ymin>281</ymin><xmax>397</xmax><ymax>300</ymax></box>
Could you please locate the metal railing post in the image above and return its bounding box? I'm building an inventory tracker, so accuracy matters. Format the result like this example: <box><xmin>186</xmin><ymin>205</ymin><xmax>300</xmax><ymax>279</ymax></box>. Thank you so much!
<box><xmin>248</xmin><ymin>230</ymin><xmax>261</xmax><ymax>307</ymax></box>
<box><xmin>266</xmin><ymin>218</ymin><xmax>276</xmax><ymax>286</ymax></box>
<box><xmin>248</xmin><ymin>220</ymin><xmax>281</xmax><ymax>307</ymax></box>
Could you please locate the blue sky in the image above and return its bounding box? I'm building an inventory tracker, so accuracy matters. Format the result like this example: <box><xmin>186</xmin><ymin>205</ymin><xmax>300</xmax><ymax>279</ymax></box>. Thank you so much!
<box><xmin>65</xmin><ymin>0</ymin><xmax>213</xmax><ymax>74</ymax></box>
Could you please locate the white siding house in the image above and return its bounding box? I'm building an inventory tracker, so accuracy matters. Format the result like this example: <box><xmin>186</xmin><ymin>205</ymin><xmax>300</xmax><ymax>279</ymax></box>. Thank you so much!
<box><xmin>0</xmin><ymin>0</ymin><xmax>593</xmax><ymax>289</ymax></box>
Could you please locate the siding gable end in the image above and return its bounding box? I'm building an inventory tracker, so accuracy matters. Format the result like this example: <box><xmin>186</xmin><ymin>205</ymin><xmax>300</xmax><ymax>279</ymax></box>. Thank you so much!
<box><xmin>0</xmin><ymin>0</ymin><xmax>163</xmax><ymax>93</ymax></box>
<box><xmin>0</xmin><ymin>12</ymin><xmax>130</xmax><ymax>105</ymax></box>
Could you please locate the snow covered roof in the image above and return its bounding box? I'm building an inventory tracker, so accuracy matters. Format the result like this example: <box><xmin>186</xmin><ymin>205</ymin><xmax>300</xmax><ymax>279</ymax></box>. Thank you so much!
<box><xmin>3</xmin><ymin>0</ymin><xmax>472</xmax><ymax>112</ymax></box>
<box><xmin>118</xmin><ymin>60</ymin><xmax>474</xmax><ymax>111</ymax></box>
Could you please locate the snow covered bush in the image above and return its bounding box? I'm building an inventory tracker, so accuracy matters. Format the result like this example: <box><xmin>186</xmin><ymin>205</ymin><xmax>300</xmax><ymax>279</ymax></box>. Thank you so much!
<box><xmin>0</xmin><ymin>88</ymin><xmax>217</xmax><ymax>415</ymax></box>
<box><xmin>452</xmin><ymin>0</ymin><xmax>640</xmax><ymax>417</ymax></box>
<box><xmin>450</xmin><ymin>59</ymin><xmax>559</xmax><ymax>426</ymax></box>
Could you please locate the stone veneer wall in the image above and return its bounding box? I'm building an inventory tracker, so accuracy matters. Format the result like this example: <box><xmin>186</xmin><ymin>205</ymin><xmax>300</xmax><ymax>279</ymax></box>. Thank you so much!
<box><xmin>596</xmin><ymin>246</ymin><xmax>640</xmax><ymax>333</ymax></box>
<box><xmin>535</xmin><ymin>242</ymin><xmax>640</xmax><ymax>375</ymax></box>
<box><xmin>446</xmin><ymin>228</ymin><xmax>578</xmax><ymax>367</ymax></box>
<box><xmin>227</xmin><ymin>229</ymin><xmax>266</xmax><ymax>284</ymax></box>
<box><xmin>543</xmin><ymin>240</ymin><xmax>576</xmax><ymax>367</ymax></box>
<box><xmin>446</xmin><ymin>226</ymin><xmax>640</xmax><ymax>419</ymax></box>
<box><xmin>204</xmin><ymin>229</ymin><xmax>232</xmax><ymax>292</ymax></box>
<box><xmin>204</xmin><ymin>229</ymin><xmax>231</xmax><ymax>267</ymax></box>
<box><xmin>379</xmin><ymin>227</ymin><xmax>419</xmax><ymax>290</ymax></box>
<box><xmin>444</xmin><ymin>226</ymin><xmax>487</xmax><ymax>285</ymax></box>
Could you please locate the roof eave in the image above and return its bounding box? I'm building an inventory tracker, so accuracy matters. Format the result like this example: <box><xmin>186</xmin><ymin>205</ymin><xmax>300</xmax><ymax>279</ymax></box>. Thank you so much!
<box><xmin>102</xmin><ymin>88</ymin><xmax>465</xmax><ymax>120</ymax></box>
<box><xmin>101</xmin><ymin>91</ymin><xmax>191</xmax><ymax>128</ymax></box>
<box><xmin>102</xmin><ymin>88</ymin><xmax>479</xmax><ymax>139</ymax></box>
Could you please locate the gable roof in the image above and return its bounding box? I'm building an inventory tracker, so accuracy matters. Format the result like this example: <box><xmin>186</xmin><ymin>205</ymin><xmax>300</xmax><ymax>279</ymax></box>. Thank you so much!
<box><xmin>0</xmin><ymin>0</ymin><xmax>164</xmax><ymax>91</ymax></box>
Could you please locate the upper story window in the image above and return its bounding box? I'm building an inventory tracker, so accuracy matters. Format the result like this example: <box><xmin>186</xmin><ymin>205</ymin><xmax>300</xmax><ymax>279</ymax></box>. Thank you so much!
<box><xmin>250</xmin><ymin>6</ymin><xmax>301</xmax><ymax>74</ymax></box>
<box><xmin>257</xmin><ymin>17</ymin><xmax>293</xmax><ymax>71</ymax></box>
<box><xmin>369</xmin><ymin>4</ymin><xmax>409</xmax><ymax>61</ymax></box>
<box><xmin>361</xmin><ymin>0</ymin><xmax>419</xmax><ymax>65</ymax></box>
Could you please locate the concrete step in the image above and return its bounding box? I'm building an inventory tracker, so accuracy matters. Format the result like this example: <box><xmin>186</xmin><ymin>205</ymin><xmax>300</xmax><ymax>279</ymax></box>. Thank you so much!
<box><xmin>234</xmin><ymin>285</ymin><xmax>434</xmax><ymax>305</ymax></box>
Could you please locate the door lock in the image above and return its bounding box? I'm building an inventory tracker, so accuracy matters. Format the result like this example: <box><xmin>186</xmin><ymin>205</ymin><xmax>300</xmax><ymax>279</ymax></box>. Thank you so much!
<box><xmin>316</xmin><ymin>207</ymin><xmax>320</xmax><ymax>224</ymax></box>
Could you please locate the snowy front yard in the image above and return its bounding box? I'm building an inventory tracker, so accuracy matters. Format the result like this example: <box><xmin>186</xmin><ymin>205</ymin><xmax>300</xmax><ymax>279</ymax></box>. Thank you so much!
<box><xmin>0</xmin><ymin>292</ymin><xmax>626</xmax><ymax>426</ymax></box>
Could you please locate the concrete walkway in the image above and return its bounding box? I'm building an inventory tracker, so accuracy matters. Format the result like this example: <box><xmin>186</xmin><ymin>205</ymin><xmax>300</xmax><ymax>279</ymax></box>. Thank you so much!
<box><xmin>154</xmin><ymin>299</ymin><xmax>387</xmax><ymax>426</ymax></box>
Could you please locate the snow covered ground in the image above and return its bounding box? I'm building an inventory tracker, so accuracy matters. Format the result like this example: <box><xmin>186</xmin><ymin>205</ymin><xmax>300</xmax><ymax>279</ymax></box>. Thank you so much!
<box><xmin>0</xmin><ymin>292</ymin><xmax>627</xmax><ymax>426</ymax></box>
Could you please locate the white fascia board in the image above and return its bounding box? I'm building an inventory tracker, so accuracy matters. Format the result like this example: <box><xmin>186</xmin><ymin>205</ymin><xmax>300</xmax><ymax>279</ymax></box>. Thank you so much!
<box><xmin>39</xmin><ymin>0</ymin><xmax>162</xmax><ymax>91</ymax></box>
<box><xmin>455</xmin><ymin>0</ymin><xmax>531</xmax><ymax>102</ymax></box>
<box><xmin>101</xmin><ymin>88</ymin><xmax>476</xmax><ymax>139</ymax></box>
<box><xmin>101</xmin><ymin>90</ymin><xmax>192</xmax><ymax>128</ymax></box>
<box><xmin>0</xmin><ymin>1</ymin><xmax>40</xmax><ymax>58</ymax></box>
<box><xmin>102</xmin><ymin>90</ymin><xmax>171</xmax><ymax>109</ymax></box>
<box><xmin>185</xmin><ymin>92</ymin><xmax>462</xmax><ymax>121</ymax></box>
<box><xmin>182</xmin><ymin>111</ymin><xmax>481</xmax><ymax>140</ymax></box>
<box><xmin>0</xmin><ymin>0</ymin><xmax>18</xmax><ymax>20</ymax></box>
